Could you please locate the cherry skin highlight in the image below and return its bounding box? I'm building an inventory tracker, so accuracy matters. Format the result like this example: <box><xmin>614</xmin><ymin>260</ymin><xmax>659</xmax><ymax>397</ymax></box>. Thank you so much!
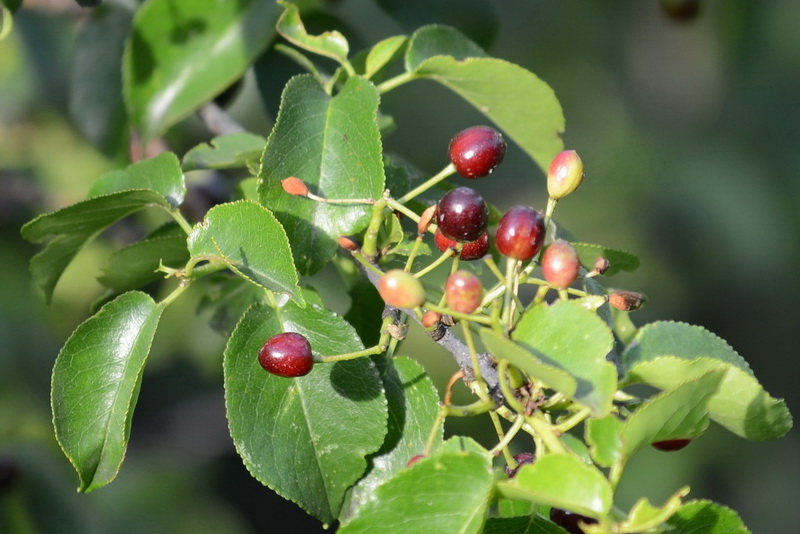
<box><xmin>448</xmin><ymin>125</ymin><xmax>507</xmax><ymax>178</ymax></box>
<box><xmin>495</xmin><ymin>206</ymin><xmax>546</xmax><ymax>261</ymax></box>
<box><xmin>436</xmin><ymin>187</ymin><xmax>489</xmax><ymax>242</ymax></box>
<box><xmin>258</xmin><ymin>332</ymin><xmax>314</xmax><ymax>378</ymax></box>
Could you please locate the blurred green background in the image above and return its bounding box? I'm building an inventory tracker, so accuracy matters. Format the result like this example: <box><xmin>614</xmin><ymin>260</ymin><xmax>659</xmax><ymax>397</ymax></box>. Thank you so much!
<box><xmin>1</xmin><ymin>0</ymin><xmax>798</xmax><ymax>532</ymax></box>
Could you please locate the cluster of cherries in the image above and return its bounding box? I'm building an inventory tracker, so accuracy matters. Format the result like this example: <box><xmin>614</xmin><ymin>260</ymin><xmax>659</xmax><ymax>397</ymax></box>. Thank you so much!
<box><xmin>256</xmin><ymin>124</ymin><xmax>672</xmax><ymax>533</ymax></box>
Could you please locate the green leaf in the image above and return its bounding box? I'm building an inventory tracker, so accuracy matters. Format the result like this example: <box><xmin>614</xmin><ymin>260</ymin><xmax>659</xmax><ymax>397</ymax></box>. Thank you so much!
<box><xmin>123</xmin><ymin>0</ymin><xmax>280</xmax><ymax>140</ymax></box>
<box><xmin>412</xmin><ymin>55</ymin><xmax>564</xmax><ymax>173</ymax></box>
<box><xmin>512</xmin><ymin>300</ymin><xmax>617</xmax><ymax>416</ymax></box>
<box><xmin>52</xmin><ymin>291</ymin><xmax>164</xmax><ymax>492</ymax></box>
<box><xmin>572</xmin><ymin>243</ymin><xmax>640</xmax><ymax>276</ymax></box>
<box><xmin>2</xmin><ymin>0</ymin><xmax>22</xmax><ymax>13</ymax></box>
<box><xmin>224</xmin><ymin>302</ymin><xmax>386</xmax><ymax>524</ymax></box>
<box><xmin>619</xmin><ymin>486</ymin><xmax>689</xmax><ymax>533</ymax></box>
<box><xmin>88</xmin><ymin>152</ymin><xmax>186</xmax><ymax>205</ymax></box>
<box><xmin>375</xmin><ymin>0</ymin><xmax>499</xmax><ymax>50</ymax></box>
<box><xmin>21</xmin><ymin>153</ymin><xmax>184</xmax><ymax>303</ymax></box>
<box><xmin>495</xmin><ymin>454</ymin><xmax>613</xmax><ymax>519</ymax></box>
<box><xmin>344</xmin><ymin>356</ymin><xmax>442</xmax><ymax>519</ymax></box>
<box><xmin>364</xmin><ymin>35</ymin><xmax>407</xmax><ymax>79</ymax></box>
<box><xmin>258</xmin><ymin>75</ymin><xmax>385</xmax><ymax>274</ymax></box>
<box><xmin>339</xmin><ymin>450</ymin><xmax>493</xmax><ymax>534</ymax></box>
<box><xmin>619</xmin><ymin>371</ymin><xmax>724</xmax><ymax>457</ymax></box>
<box><xmin>479</xmin><ymin>329</ymin><xmax>578</xmax><ymax>398</ymax></box>
<box><xmin>187</xmin><ymin>200</ymin><xmax>303</xmax><ymax>304</ymax></box>
<box><xmin>97</xmin><ymin>223</ymin><xmax>189</xmax><ymax>293</ymax></box>
<box><xmin>483</xmin><ymin>515</ymin><xmax>568</xmax><ymax>534</ymax></box>
<box><xmin>276</xmin><ymin>1</ymin><xmax>349</xmax><ymax>65</ymax></box>
<box><xmin>69</xmin><ymin>4</ymin><xmax>132</xmax><ymax>159</ymax></box>
<box><xmin>182</xmin><ymin>133</ymin><xmax>266</xmax><ymax>171</ymax></box>
<box><xmin>585</xmin><ymin>415</ymin><xmax>623</xmax><ymax>468</ymax></box>
<box><xmin>666</xmin><ymin>500</ymin><xmax>751</xmax><ymax>534</ymax></box>
<box><xmin>622</xmin><ymin>322</ymin><xmax>793</xmax><ymax>440</ymax></box>
<box><xmin>405</xmin><ymin>25</ymin><xmax>487</xmax><ymax>72</ymax></box>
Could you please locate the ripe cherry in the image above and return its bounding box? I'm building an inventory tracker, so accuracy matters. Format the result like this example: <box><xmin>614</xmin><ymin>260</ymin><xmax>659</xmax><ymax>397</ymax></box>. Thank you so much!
<box><xmin>445</xmin><ymin>270</ymin><xmax>483</xmax><ymax>314</ymax></box>
<box><xmin>652</xmin><ymin>438</ymin><xmax>692</xmax><ymax>451</ymax></box>
<box><xmin>448</xmin><ymin>125</ymin><xmax>507</xmax><ymax>178</ymax></box>
<box><xmin>549</xmin><ymin>508</ymin><xmax>598</xmax><ymax>534</ymax></box>
<box><xmin>258</xmin><ymin>332</ymin><xmax>314</xmax><ymax>378</ymax></box>
<box><xmin>495</xmin><ymin>206</ymin><xmax>545</xmax><ymax>261</ymax></box>
<box><xmin>378</xmin><ymin>269</ymin><xmax>426</xmax><ymax>309</ymax></box>
<box><xmin>541</xmin><ymin>239</ymin><xmax>581</xmax><ymax>289</ymax></box>
<box><xmin>436</xmin><ymin>187</ymin><xmax>489</xmax><ymax>242</ymax></box>
<box><xmin>504</xmin><ymin>452</ymin><xmax>535</xmax><ymax>478</ymax></box>
<box><xmin>434</xmin><ymin>229</ymin><xmax>489</xmax><ymax>261</ymax></box>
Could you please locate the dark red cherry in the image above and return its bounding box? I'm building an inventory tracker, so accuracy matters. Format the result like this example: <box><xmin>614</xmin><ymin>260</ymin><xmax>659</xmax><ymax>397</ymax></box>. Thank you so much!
<box><xmin>258</xmin><ymin>332</ymin><xmax>314</xmax><ymax>378</ymax></box>
<box><xmin>495</xmin><ymin>206</ymin><xmax>545</xmax><ymax>261</ymax></box>
<box><xmin>448</xmin><ymin>125</ymin><xmax>507</xmax><ymax>178</ymax></box>
<box><xmin>549</xmin><ymin>508</ymin><xmax>598</xmax><ymax>534</ymax></box>
<box><xmin>652</xmin><ymin>438</ymin><xmax>692</xmax><ymax>451</ymax></box>
<box><xmin>434</xmin><ymin>229</ymin><xmax>489</xmax><ymax>261</ymax></box>
<box><xmin>436</xmin><ymin>187</ymin><xmax>489</xmax><ymax>243</ymax></box>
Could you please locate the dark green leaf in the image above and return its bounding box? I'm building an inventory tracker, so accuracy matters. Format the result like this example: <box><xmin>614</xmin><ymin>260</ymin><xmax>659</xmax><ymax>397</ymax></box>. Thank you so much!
<box><xmin>413</xmin><ymin>56</ymin><xmax>564</xmax><ymax>173</ymax></box>
<box><xmin>666</xmin><ymin>500</ymin><xmax>751</xmax><ymax>534</ymax></box>
<box><xmin>27</xmin><ymin>233</ymin><xmax>94</xmax><ymax>304</ymax></box>
<box><xmin>182</xmin><ymin>133</ymin><xmax>266</xmax><ymax>171</ymax></box>
<box><xmin>404</xmin><ymin>25</ymin><xmax>487</xmax><ymax>72</ymax></box>
<box><xmin>345</xmin><ymin>356</ymin><xmax>442</xmax><ymax>519</ymax></box>
<box><xmin>619</xmin><ymin>371</ymin><xmax>724</xmax><ymax>457</ymax></box>
<box><xmin>572</xmin><ymin>242</ymin><xmax>640</xmax><ymax>276</ymax></box>
<box><xmin>258</xmin><ymin>75</ymin><xmax>385</xmax><ymax>274</ymax></box>
<box><xmin>483</xmin><ymin>515</ymin><xmax>569</xmax><ymax>534</ymax></box>
<box><xmin>2</xmin><ymin>0</ymin><xmax>22</xmax><ymax>13</ymax></box>
<box><xmin>479</xmin><ymin>329</ymin><xmax>578</xmax><ymax>398</ymax></box>
<box><xmin>375</xmin><ymin>0</ymin><xmax>498</xmax><ymax>49</ymax></box>
<box><xmin>622</xmin><ymin>322</ymin><xmax>793</xmax><ymax>440</ymax></box>
<box><xmin>52</xmin><ymin>291</ymin><xmax>164</xmax><ymax>491</ymax></box>
<box><xmin>224</xmin><ymin>302</ymin><xmax>386</xmax><ymax>524</ymax></box>
<box><xmin>123</xmin><ymin>0</ymin><xmax>280</xmax><ymax>140</ymax></box>
<box><xmin>196</xmin><ymin>274</ymin><xmax>265</xmax><ymax>336</ymax></box>
<box><xmin>276</xmin><ymin>1</ymin><xmax>349</xmax><ymax>65</ymax></box>
<box><xmin>187</xmin><ymin>200</ymin><xmax>303</xmax><ymax>304</ymax></box>
<box><xmin>339</xmin><ymin>450</ymin><xmax>493</xmax><ymax>534</ymax></box>
<box><xmin>97</xmin><ymin>223</ymin><xmax>189</xmax><ymax>292</ymax></box>
<box><xmin>619</xmin><ymin>487</ymin><xmax>689</xmax><ymax>533</ymax></box>
<box><xmin>69</xmin><ymin>4</ymin><xmax>132</xmax><ymax>159</ymax></box>
<box><xmin>512</xmin><ymin>300</ymin><xmax>617</xmax><ymax>416</ymax></box>
<box><xmin>344</xmin><ymin>277</ymin><xmax>385</xmax><ymax>346</ymax></box>
<box><xmin>495</xmin><ymin>454</ymin><xmax>613</xmax><ymax>519</ymax></box>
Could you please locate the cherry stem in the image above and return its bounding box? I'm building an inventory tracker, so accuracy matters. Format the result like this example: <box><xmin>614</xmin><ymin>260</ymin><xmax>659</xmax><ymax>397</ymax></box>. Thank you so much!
<box><xmin>528</xmin><ymin>414</ymin><xmax>567</xmax><ymax>454</ymax></box>
<box><xmin>376</xmin><ymin>70</ymin><xmax>419</xmax><ymax>94</ymax></box>
<box><xmin>361</xmin><ymin>196</ymin><xmax>389</xmax><ymax>259</ymax></box>
<box><xmin>553</xmin><ymin>407</ymin><xmax>592</xmax><ymax>434</ymax></box>
<box><xmin>396</xmin><ymin>163</ymin><xmax>457</xmax><ymax>204</ymax></box>
<box><xmin>423</xmin><ymin>303</ymin><xmax>493</xmax><ymax>326</ymax></box>
<box><xmin>384</xmin><ymin>196</ymin><xmax>423</xmax><ymax>222</ymax></box>
<box><xmin>168</xmin><ymin>207</ymin><xmax>194</xmax><ymax>235</ymax></box>
<box><xmin>320</xmin><ymin>342</ymin><xmax>387</xmax><ymax>363</ymax></box>
<box><xmin>489</xmin><ymin>413</ymin><xmax>525</xmax><ymax>460</ymax></box>
<box><xmin>423</xmin><ymin>404</ymin><xmax>448</xmax><ymax>456</ymax></box>
<box><xmin>403</xmin><ymin>235</ymin><xmax>425</xmax><ymax>272</ymax></box>
<box><xmin>445</xmin><ymin>398</ymin><xmax>495</xmax><ymax>417</ymax></box>
<box><xmin>544</xmin><ymin>196</ymin><xmax>558</xmax><ymax>228</ymax></box>
<box><xmin>496</xmin><ymin>359</ymin><xmax>526</xmax><ymax>415</ymax></box>
<box><xmin>414</xmin><ymin>248</ymin><xmax>455</xmax><ymax>279</ymax></box>
<box><xmin>501</xmin><ymin>258</ymin><xmax>519</xmax><ymax>331</ymax></box>
<box><xmin>158</xmin><ymin>280</ymin><xmax>190</xmax><ymax>308</ymax></box>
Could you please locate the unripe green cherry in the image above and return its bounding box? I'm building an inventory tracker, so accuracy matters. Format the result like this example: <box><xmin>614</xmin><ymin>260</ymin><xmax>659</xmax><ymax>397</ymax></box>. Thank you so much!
<box><xmin>547</xmin><ymin>150</ymin><xmax>584</xmax><ymax>200</ymax></box>
<box><xmin>541</xmin><ymin>239</ymin><xmax>581</xmax><ymax>289</ymax></box>
<box><xmin>444</xmin><ymin>270</ymin><xmax>483</xmax><ymax>314</ymax></box>
<box><xmin>378</xmin><ymin>269</ymin><xmax>426</xmax><ymax>309</ymax></box>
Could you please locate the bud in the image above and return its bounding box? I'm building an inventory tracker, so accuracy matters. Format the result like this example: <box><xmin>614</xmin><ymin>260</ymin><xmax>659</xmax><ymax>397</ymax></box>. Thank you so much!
<box><xmin>281</xmin><ymin>176</ymin><xmax>309</xmax><ymax>196</ymax></box>
<box><xmin>609</xmin><ymin>290</ymin><xmax>646</xmax><ymax>311</ymax></box>
<box><xmin>547</xmin><ymin>150</ymin><xmax>584</xmax><ymax>200</ymax></box>
<box><xmin>337</xmin><ymin>236</ymin><xmax>359</xmax><ymax>251</ymax></box>
<box><xmin>594</xmin><ymin>256</ymin><xmax>611</xmax><ymax>275</ymax></box>
<box><xmin>418</xmin><ymin>204</ymin><xmax>437</xmax><ymax>235</ymax></box>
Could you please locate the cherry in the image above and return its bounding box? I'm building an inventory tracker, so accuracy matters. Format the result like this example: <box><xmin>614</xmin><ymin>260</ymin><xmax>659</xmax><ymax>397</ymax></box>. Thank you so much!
<box><xmin>445</xmin><ymin>270</ymin><xmax>483</xmax><ymax>314</ymax></box>
<box><xmin>436</xmin><ymin>187</ymin><xmax>489</xmax><ymax>242</ymax></box>
<box><xmin>434</xmin><ymin>229</ymin><xmax>489</xmax><ymax>261</ymax></box>
<box><xmin>547</xmin><ymin>150</ymin><xmax>584</xmax><ymax>200</ymax></box>
<box><xmin>541</xmin><ymin>239</ymin><xmax>581</xmax><ymax>289</ymax></box>
<box><xmin>448</xmin><ymin>125</ymin><xmax>507</xmax><ymax>179</ymax></box>
<box><xmin>378</xmin><ymin>269</ymin><xmax>426</xmax><ymax>309</ymax></box>
<box><xmin>504</xmin><ymin>452</ymin><xmax>535</xmax><ymax>478</ymax></box>
<box><xmin>495</xmin><ymin>206</ymin><xmax>545</xmax><ymax>261</ymax></box>
<box><xmin>406</xmin><ymin>454</ymin><xmax>425</xmax><ymax>467</ymax></box>
<box><xmin>652</xmin><ymin>438</ymin><xmax>692</xmax><ymax>451</ymax></box>
<box><xmin>549</xmin><ymin>508</ymin><xmax>598</xmax><ymax>534</ymax></box>
<box><xmin>258</xmin><ymin>332</ymin><xmax>314</xmax><ymax>378</ymax></box>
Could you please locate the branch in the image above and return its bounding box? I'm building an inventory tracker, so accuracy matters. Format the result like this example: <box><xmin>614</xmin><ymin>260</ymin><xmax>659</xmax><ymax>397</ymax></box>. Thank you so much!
<box><xmin>197</xmin><ymin>102</ymin><xmax>246</xmax><ymax>137</ymax></box>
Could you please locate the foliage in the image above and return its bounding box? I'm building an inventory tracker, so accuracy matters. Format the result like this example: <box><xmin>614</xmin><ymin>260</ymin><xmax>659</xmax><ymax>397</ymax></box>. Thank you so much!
<box><xmin>14</xmin><ymin>1</ymin><xmax>793</xmax><ymax>533</ymax></box>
